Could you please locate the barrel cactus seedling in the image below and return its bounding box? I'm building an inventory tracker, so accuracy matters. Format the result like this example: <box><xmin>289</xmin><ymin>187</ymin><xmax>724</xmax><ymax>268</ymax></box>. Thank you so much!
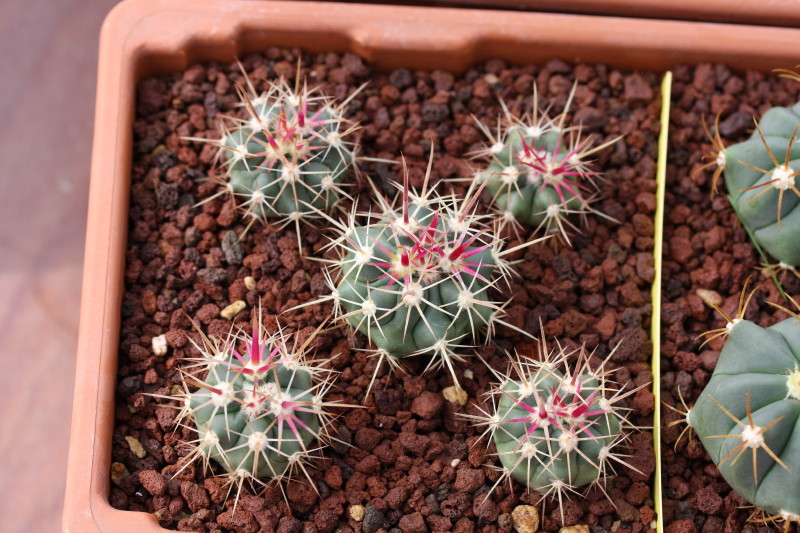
<box><xmin>306</xmin><ymin>157</ymin><xmax>541</xmax><ymax>393</ymax></box>
<box><xmin>680</xmin><ymin>288</ymin><xmax>800</xmax><ymax>530</ymax></box>
<box><xmin>699</xmin><ymin>100</ymin><xmax>800</xmax><ymax>273</ymax></box>
<box><xmin>465</xmin><ymin>338</ymin><xmax>645</xmax><ymax>520</ymax></box>
<box><xmin>162</xmin><ymin>316</ymin><xmax>348</xmax><ymax>508</ymax></box>
<box><xmin>186</xmin><ymin>65</ymin><xmax>362</xmax><ymax>250</ymax></box>
<box><xmin>471</xmin><ymin>83</ymin><xmax>621</xmax><ymax>244</ymax></box>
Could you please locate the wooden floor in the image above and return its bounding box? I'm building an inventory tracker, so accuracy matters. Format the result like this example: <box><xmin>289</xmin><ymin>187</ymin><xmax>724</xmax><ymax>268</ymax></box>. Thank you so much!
<box><xmin>0</xmin><ymin>0</ymin><xmax>120</xmax><ymax>531</ymax></box>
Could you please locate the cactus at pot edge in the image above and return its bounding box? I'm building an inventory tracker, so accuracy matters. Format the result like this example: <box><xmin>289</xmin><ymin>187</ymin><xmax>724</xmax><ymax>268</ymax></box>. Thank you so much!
<box><xmin>309</xmin><ymin>158</ymin><xmax>541</xmax><ymax>389</ymax></box>
<box><xmin>471</xmin><ymin>83</ymin><xmax>621</xmax><ymax>243</ymax></box>
<box><xmin>164</xmin><ymin>316</ymin><xmax>345</xmax><ymax>505</ymax></box>
<box><xmin>465</xmin><ymin>339</ymin><xmax>644</xmax><ymax>517</ymax></box>
<box><xmin>700</xmin><ymin>101</ymin><xmax>800</xmax><ymax>269</ymax></box>
<box><xmin>684</xmin><ymin>293</ymin><xmax>800</xmax><ymax>527</ymax></box>
<box><xmin>186</xmin><ymin>66</ymin><xmax>361</xmax><ymax>247</ymax></box>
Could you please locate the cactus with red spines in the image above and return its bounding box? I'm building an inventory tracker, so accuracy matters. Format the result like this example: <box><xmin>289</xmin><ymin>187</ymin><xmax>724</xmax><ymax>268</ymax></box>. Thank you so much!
<box><xmin>472</xmin><ymin>84</ymin><xmax>620</xmax><ymax>243</ymax></box>
<box><xmin>161</xmin><ymin>316</ymin><xmax>348</xmax><ymax>507</ymax></box>
<box><xmin>310</xmin><ymin>158</ymin><xmax>539</xmax><ymax>389</ymax></box>
<box><xmin>187</xmin><ymin>66</ymin><xmax>361</xmax><ymax>248</ymax></box>
<box><xmin>465</xmin><ymin>339</ymin><xmax>645</xmax><ymax>518</ymax></box>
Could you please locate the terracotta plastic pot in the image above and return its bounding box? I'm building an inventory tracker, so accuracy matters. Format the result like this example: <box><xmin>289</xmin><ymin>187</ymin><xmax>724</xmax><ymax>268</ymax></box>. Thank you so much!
<box><xmin>63</xmin><ymin>0</ymin><xmax>800</xmax><ymax>531</ymax></box>
<box><xmin>350</xmin><ymin>0</ymin><xmax>800</xmax><ymax>27</ymax></box>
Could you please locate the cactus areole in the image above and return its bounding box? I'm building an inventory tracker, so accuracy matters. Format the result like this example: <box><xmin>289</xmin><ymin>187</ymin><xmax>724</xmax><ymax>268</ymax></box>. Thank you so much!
<box><xmin>689</xmin><ymin>318</ymin><xmax>800</xmax><ymax>518</ymax></box>
<box><xmin>724</xmin><ymin>102</ymin><xmax>800</xmax><ymax>266</ymax></box>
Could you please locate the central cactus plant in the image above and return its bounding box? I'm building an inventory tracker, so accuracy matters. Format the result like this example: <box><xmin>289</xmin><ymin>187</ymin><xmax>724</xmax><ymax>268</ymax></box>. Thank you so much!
<box><xmin>316</xmin><ymin>162</ymin><xmax>540</xmax><ymax>389</ymax></box>
<box><xmin>472</xmin><ymin>84</ymin><xmax>620</xmax><ymax>243</ymax></box>
<box><xmin>166</xmin><ymin>317</ymin><xmax>342</xmax><ymax>505</ymax></box>
<box><xmin>467</xmin><ymin>340</ymin><xmax>642</xmax><ymax>516</ymax></box>
<box><xmin>688</xmin><ymin>296</ymin><xmax>800</xmax><ymax>526</ymax></box>
<box><xmin>703</xmin><ymin>102</ymin><xmax>800</xmax><ymax>269</ymax></box>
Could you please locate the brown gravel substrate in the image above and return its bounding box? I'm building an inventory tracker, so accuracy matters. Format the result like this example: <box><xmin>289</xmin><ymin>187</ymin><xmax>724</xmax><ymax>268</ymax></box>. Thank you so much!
<box><xmin>111</xmin><ymin>48</ymin><xmax>660</xmax><ymax>533</ymax></box>
<box><xmin>662</xmin><ymin>64</ymin><xmax>800</xmax><ymax>533</ymax></box>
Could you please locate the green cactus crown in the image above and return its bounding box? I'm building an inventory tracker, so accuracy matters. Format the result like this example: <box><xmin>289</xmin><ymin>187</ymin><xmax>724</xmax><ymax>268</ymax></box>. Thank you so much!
<box><xmin>699</xmin><ymin>100</ymin><xmax>800</xmax><ymax>274</ymax></box>
<box><xmin>162</xmin><ymin>316</ymin><xmax>347</xmax><ymax>508</ymax></box>
<box><xmin>465</xmin><ymin>338</ymin><xmax>645</xmax><ymax>520</ymax></box>
<box><xmin>309</xmin><ymin>160</ymin><xmax>540</xmax><ymax>393</ymax></box>
<box><xmin>186</xmin><ymin>66</ymin><xmax>361</xmax><ymax>248</ymax></box>
<box><xmin>675</xmin><ymin>286</ymin><xmax>800</xmax><ymax>528</ymax></box>
<box><xmin>471</xmin><ymin>83</ymin><xmax>620</xmax><ymax>244</ymax></box>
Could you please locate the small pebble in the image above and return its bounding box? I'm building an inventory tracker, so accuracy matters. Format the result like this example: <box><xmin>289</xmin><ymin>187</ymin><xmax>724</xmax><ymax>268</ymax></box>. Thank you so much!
<box><xmin>110</xmin><ymin>462</ymin><xmax>129</xmax><ymax>486</ymax></box>
<box><xmin>350</xmin><ymin>504</ymin><xmax>365</xmax><ymax>522</ymax></box>
<box><xmin>220</xmin><ymin>300</ymin><xmax>246</xmax><ymax>319</ymax></box>
<box><xmin>442</xmin><ymin>385</ymin><xmax>468</xmax><ymax>405</ymax></box>
<box><xmin>125</xmin><ymin>436</ymin><xmax>147</xmax><ymax>458</ymax></box>
<box><xmin>696</xmin><ymin>288</ymin><xmax>723</xmax><ymax>307</ymax></box>
<box><xmin>559</xmin><ymin>526</ymin><xmax>590</xmax><ymax>533</ymax></box>
<box><xmin>151</xmin><ymin>334</ymin><xmax>168</xmax><ymax>356</ymax></box>
<box><xmin>511</xmin><ymin>505</ymin><xmax>539</xmax><ymax>533</ymax></box>
<box><xmin>243</xmin><ymin>276</ymin><xmax>256</xmax><ymax>290</ymax></box>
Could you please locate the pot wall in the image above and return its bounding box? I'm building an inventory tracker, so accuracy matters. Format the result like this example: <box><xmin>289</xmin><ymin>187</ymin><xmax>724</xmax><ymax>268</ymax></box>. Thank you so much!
<box><xmin>321</xmin><ymin>0</ymin><xmax>800</xmax><ymax>27</ymax></box>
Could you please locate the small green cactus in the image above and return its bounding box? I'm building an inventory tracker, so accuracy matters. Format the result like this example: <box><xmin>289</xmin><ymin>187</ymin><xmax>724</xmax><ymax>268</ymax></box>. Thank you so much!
<box><xmin>187</xmin><ymin>67</ymin><xmax>360</xmax><ymax>247</ymax></box>
<box><xmin>703</xmin><ymin>102</ymin><xmax>800</xmax><ymax>269</ymax></box>
<box><xmin>687</xmin><ymin>296</ymin><xmax>800</xmax><ymax>526</ymax></box>
<box><xmin>472</xmin><ymin>84</ymin><xmax>620</xmax><ymax>243</ymax></box>
<box><xmin>466</xmin><ymin>340</ymin><xmax>643</xmax><ymax>518</ymax></box>
<box><xmin>314</xmin><ymin>161</ymin><xmax>539</xmax><ymax>389</ymax></box>
<box><xmin>164</xmin><ymin>317</ymin><xmax>343</xmax><ymax>506</ymax></box>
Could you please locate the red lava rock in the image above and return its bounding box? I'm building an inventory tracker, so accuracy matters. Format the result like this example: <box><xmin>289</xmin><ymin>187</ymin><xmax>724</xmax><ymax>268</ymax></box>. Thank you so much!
<box><xmin>287</xmin><ymin>480</ymin><xmax>319</xmax><ymax>507</ymax></box>
<box><xmin>453</xmin><ymin>468</ymin><xmax>485</xmax><ymax>493</ymax></box>
<box><xmin>410</xmin><ymin>391</ymin><xmax>444</xmax><ymax>420</ymax></box>
<box><xmin>180</xmin><ymin>481</ymin><xmax>210</xmax><ymax>512</ymax></box>
<box><xmin>624</xmin><ymin>73</ymin><xmax>654</xmax><ymax>102</ymax></box>
<box><xmin>217</xmin><ymin>509</ymin><xmax>259</xmax><ymax>533</ymax></box>
<box><xmin>399</xmin><ymin>511</ymin><xmax>427</xmax><ymax>533</ymax></box>
<box><xmin>695</xmin><ymin>484</ymin><xmax>723</xmax><ymax>515</ymax></box>
<box><xmin>138</xmin><ymin>470</ymin><xmax>167</xmax><ymax>496</ymax></box>
<box><xmin>426</xmin><ymin>514</ymin><xmax>452</xmax><ymax>532</ymax></box>
<box><xmin>632</xmin><ymin>387</ymin><xmax>655</xmax><ymax>416</ymax></box>
<box><xmin>323</xmin><ymin>465</ymin><xmax>343</xmax><ymax>489</ymax></box>
<box><xmin>203</xmin><ymin>476</ymin><xmax>229</xmax><ymax>504</ymax></box>
<box><xmin>665</xmin><ymin>520</ymin><xmax>697</xmax><ymax>533</ymax></box>
<box><xmin>624</xmin><ymin>432</ymin><xmax>657</xmax><ymax>482</ymax></box>
<box><xmin>355</xmin><ymin>427</ymin><xmax>382</xmax><ymax>450</ymax></box>
<box><xmin>399</xmin><ymin>432</ymin><xmax>430</xmax><ymax>457</ymax></box>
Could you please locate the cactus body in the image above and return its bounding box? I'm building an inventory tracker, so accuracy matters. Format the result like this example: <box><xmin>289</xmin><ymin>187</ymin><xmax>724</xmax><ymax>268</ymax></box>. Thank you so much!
<box><xmin>193</xmin><ymin>76</ymin><xmax>357</xmax><ymax>231</ymax></box>
<box><xmin>472</xmin><ymin>85</ymin><xmax>619</xmax><ymax>243</ymax></box>
<box><xmin>332</xmin><ymin>187</ymin><xmax>500</xmax><ymax>359</ymax></box>
<box><xmin>724</xmin><ymin>102</ymin><xmax>800</xmax><ymax>266</ymax></box>
<box><xmin>470</xmin><ymin>344</ymin><xmax>636</xmax><ymax>504</ymax></box>
<box><xmin>171</xmin><ymin>321</ymin><xmax>336</xmax><ymax>485</ymax></box>
<box><xmin>477</xmin><ymin>129</ymin><xmax>583</xmax><ymax>228</ymax></box>
<box><xmin>493</xmin><ymin>366</ymin><xmax>621</xmax><ymax>489</ymax></box>
<box><xmin>689</xmin><ymin>318</ymin><xmax>800</xmax><ymax>517</ymax></box>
